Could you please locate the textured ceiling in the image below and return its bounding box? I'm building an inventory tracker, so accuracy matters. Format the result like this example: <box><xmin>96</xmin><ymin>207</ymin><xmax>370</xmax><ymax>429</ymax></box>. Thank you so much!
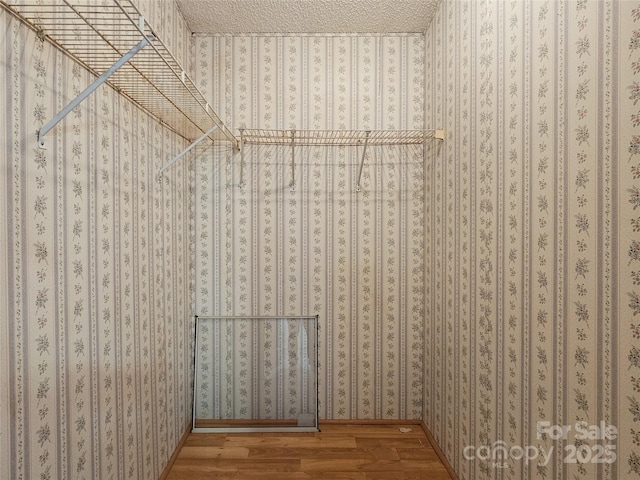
<box><xmin>175</xmin><ymin>0</ymin><xmax>442</xmax><ymax>34</ymax></box>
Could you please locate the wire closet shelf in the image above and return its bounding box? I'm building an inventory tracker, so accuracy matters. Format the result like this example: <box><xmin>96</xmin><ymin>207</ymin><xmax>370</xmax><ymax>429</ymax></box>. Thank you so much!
<box><xmin>2</xmin><ymin>0</ymin><xmax>239</xmax><ymax>149</ymax></box>
<box><xmin>238</xmin><ymin>128</ymin><xmax>445</xmax><ymax>191</ymax></box>
<box><xmin>239</xmin><ymin>128</ymin><xmax>445</xmax><ymax>146</ymax></box>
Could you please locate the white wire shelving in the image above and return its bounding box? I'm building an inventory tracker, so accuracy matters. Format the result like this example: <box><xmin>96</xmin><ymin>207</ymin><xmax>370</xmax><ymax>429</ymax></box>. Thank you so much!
<box><xmin>238</xmin><ymin>128</ymin><xmax>445</xmax><ymax>191</ymax></box>
<box><xmin>239</xmin><ymin>128</ymin><xmax>445</xmax><ymax>146</ymax></box>
<box><xmin>2</xmin><ymin>0</ymin><xmax>239</xmax><ymax>152</ymax></box>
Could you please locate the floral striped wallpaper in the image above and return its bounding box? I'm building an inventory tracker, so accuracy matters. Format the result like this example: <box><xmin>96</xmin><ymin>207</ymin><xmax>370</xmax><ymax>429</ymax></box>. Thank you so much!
<box><xmin>193</xmin><ymin>34</ymin><xmax>427</xmax><ymax>420</ymax></box>
<box><xmin>135</xmin><ymin>0</ymin><xmax>190</xmax><ymax>67</ymax></box>
<box><xmin>0</xmin><ymin>2</ymin><xmax>194</xmax><ymax>479</ymax></box>
<box><xmin>425</xmin><ymin>1</ymin><xmax>635</xmax><ymax>479</ymax></box>
<box><xmin>8</xmin><ymin>1</ymin><xmax>639</xmax><ymax>479</ymax></box>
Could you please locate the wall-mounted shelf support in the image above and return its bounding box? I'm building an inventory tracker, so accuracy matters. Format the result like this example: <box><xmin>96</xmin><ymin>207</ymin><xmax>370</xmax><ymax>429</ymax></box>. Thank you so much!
<box><xmin>37</xmin><ymin>35</ymin><xmax>150</xmax><ymax>148</ymax></box>
<box><xmin>290</xmin><ymin>130</ymin><xmax>296</xmax><ymax>191</ymax></box>
<box><xmin>239</xmin><ymin>129</ymin><xmax>246</xmax><ymax>188</ymax></box>
<box><xmin>435</xmin><ymin>129</ymin><xmax>445</xmax><ymax>140</ymax></box>
<box><xmin>159</xmin><ymin>124</ymin><xmax>219</xmax><ymax>175</ymax></box>
<box><xmin>4</xmin><ymin>0</ymin><xmax>239</xmax><ymax>155</ymax></box>
<box><xmin>355</xmin><ymin>130</ymin><xmax>371</xmax><ymax>192</ymax></box>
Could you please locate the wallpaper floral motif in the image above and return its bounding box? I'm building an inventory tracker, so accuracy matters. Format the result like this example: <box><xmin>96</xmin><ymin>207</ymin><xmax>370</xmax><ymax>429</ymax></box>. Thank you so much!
<box><xmin>193</xmin><ymin>34</ymin><xmax>427</xmax><ymax>420</ymax></box>
<box><xmin>425</xmin><ymin>1</ymin><xmax>633</xmax><ymax>479</ymax></box>
<box><xmin>623</xmin><ymin>2</ymin><xmax>640</xmax><ymax>477</ymax></box>
<box><xmin>0</xmin><ymin>3</ymin><xmax>193</xmax><ymax>479</ymax></box>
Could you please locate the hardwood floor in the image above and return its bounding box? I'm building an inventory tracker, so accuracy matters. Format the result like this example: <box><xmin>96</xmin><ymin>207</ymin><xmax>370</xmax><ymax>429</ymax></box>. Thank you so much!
<box><xmin>164</xmin><ymin>423</ymin><xmax>453</xmax><ymax>480</ymax></box>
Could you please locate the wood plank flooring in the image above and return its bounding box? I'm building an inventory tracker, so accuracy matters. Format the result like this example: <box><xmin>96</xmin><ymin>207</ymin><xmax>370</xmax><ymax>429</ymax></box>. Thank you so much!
<box><xmin>164</xmin><ymin>423</ymin><xmax>453</xmax><ymax>480</ymax></box>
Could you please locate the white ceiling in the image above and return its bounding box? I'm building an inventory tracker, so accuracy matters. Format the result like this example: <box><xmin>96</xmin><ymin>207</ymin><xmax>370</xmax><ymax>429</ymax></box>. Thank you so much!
<box><xmin>175</xmin><ymin>0</ymin><xmax>442</xmax><ymax>34</ymax></box>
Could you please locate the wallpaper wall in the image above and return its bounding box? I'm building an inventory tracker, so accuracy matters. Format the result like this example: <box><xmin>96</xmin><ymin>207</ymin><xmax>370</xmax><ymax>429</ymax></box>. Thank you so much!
<box><xmin>0</xmin><ymin>2</ymin><xmax>194</xmax><ymax>479</ymax></box>
<box><xmin>193</xmin><ymin>35</ymin><xmax>427</xmax><ymax>420</ymax></box>
<box><xmin>425</xmin><ymin>1</ymin><xmax>634</xmax><ymax>479</ymax></box>
<box><xmin>135</xmin><ymin>0</ymin><xmax>189</xmax><ymax>68</ymax></box>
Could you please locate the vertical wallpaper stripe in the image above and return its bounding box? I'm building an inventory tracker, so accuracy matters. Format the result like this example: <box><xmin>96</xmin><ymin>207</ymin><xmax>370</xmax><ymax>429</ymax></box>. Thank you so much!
<box><xmin>609</xmin><ymin>3</ymin><xmax>619</xmax><ymax>479</ymax></box>
<box><xmin>520</xmin><ymin>2</ymin><xmax>531</xmax><ymax>478</ymax></box>
<box><xmin>452</xmin><ymin>2</ymin><xmax>460</xmax><ymax>471</ymax></box>
<box><xmin>469</xmin><ymin>1</ymin><xmax>478</xmax><ymax>476</ymax></box>
<box><xmin>0</xmin><ymin>8</ymin><xmax>10</xmax><ymax>477</ymax></box>
<box><xmin>558</xmin><ymin>1</ymin><xmax>568</xmax><ymax>479</ymax></box>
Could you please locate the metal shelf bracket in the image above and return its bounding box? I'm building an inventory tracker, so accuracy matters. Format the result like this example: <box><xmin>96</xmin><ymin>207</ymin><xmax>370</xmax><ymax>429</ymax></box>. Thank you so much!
<box><xmin>355</xmin><ymin>130</ymin><xmax>371</xmax><ymax>192</ymax></box>
<box><xmin>290</xmin><ymin>129</ymin><xmax>296</xmax><ymax>191</ymax></box>
<box><xmin>239</xmin><ymin>128</ymin><xmax>246</xmax><ymax>188</ymax></box>
<box><xmin>37</xmin><ymin>34</ymin><xmax>151</xmax><ymax>148</ymax></box>
<box><xmin>158</xmin><ymin>124</ymin><xmax>219</xmax><ymax>175</ymax></box>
